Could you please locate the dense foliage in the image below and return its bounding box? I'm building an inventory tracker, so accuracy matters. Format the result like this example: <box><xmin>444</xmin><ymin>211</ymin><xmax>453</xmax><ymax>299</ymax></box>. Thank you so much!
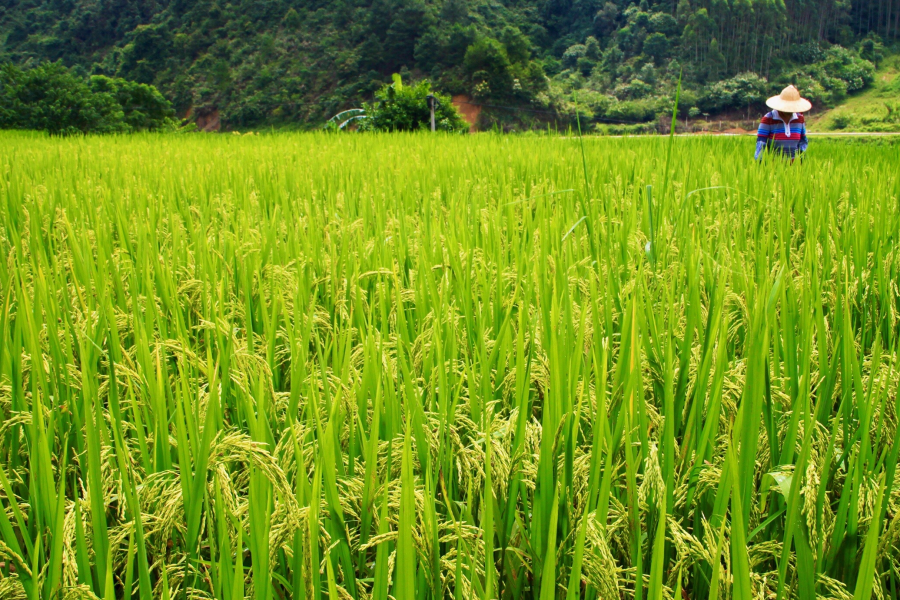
<box><xmin>1</xmin><ymin>0</ymin><xmax>895</xmax><ymax>128</ymax></box>
<box><xmin>357</xmin><ymin>76</ymin><xmax>469</xmax><ymax>132</ymax></box>
<box><xmin>2</xmin><ymin>131</ymin><xmax>900</xmax><ymax>600</ymax></box>
<box><xmin>0</xmin><ymin>61</ymin><xmax>175</xmax><ymax>134</ymax></box>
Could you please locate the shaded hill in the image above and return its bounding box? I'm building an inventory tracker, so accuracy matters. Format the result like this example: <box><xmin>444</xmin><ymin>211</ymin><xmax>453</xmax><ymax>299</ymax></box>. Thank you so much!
<box><xmin>1</xmin><ymin>0</ymin><xmax>896</xmax><ymax>129</ymax></box>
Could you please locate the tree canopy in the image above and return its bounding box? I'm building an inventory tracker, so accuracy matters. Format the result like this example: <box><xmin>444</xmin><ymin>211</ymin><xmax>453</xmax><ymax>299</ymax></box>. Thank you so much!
<box><xmin>1</xmin><ymin>0</ymin><xmax>894</xmax><ymax>129</ymax></box>
<box><xmin>0</xmin><ymin>62</ymin><xmax>176</xmax><ymax>134</ymax></box>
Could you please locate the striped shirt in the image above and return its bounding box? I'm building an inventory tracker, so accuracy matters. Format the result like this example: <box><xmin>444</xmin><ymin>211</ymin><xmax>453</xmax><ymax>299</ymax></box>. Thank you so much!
<box><xmin>754</xmin><ymin>110</ymin><xmax>808</xmax><ymax>160</ymax></box>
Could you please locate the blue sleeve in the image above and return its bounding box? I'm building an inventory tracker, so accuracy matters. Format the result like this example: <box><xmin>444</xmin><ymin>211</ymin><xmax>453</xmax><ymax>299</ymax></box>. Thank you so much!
<box><xmin>755</xmin><ymin>119</ymin><xmax>770</xmax><ymax>160</ymax></box>
<box><xmin>798</xmin><ymin>123</ymin><xmax>808</xmax><ymax>153</ymax></box>
<box><xmin>755</xmin><ymin>139</ymin><xmax>767</xmax><ymax>160</ymax></box>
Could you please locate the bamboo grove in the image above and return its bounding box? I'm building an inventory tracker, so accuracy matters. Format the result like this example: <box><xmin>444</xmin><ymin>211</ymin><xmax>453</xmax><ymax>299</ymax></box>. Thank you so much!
<box><xmin>0</xmin><ymin>131</ymin><xmax>898</xmax><ymax>600</ymax></box>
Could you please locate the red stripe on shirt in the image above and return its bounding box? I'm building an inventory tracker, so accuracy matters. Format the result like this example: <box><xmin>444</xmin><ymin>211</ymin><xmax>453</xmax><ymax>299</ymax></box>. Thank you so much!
<box><xmin>761</xmin><ymin>112</ymin><xmax>805</xmax><ymax>125</ymax></box>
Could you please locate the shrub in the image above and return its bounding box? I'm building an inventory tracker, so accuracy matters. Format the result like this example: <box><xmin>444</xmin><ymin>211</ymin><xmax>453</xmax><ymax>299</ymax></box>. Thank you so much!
<box><xmin>698</xmin><ymin>71</ymin><xmax>767</xmax><ymax>113</ymax></box>
<box><xmin>805</xmin><ymin>46</ymin><xmax>875</xmax><ymax>92</ymax></box>
<box><xmin>831</xmin><ymin>113</ymin><xmax>851</xmax><ymax>129</ymax></box>
<box><xmin>858</xmin><ymin>37</ymin><xmax>884</xmax><ymax>67</ymax></box>
<box><xmin>791</xmin><ymin>42</ymin><xmax>824</xmax><ymax>64</ymax></box>
<box><xmin>605</xmin><ymin>97</ymin><xmax>660</xmax><ymax>122</ymax></box>
<box><xmin>0</xmin><ymin>61</ymin><xmax>176</xmax><ymax>134</ymax></box>
<box><xmin>594</xmin><ymin>121</ymin><xmax>658</xmax><ymax>134</ymax></box>
<box><xmin>575</xmin><ymin>90</ymin><xmax>611</xmax><ymax>119</ymax></box>
<box><xmin>510</xmin><ymin>60</ymin><xmax>549</xmax><ymax>98</ymax></box>
<box><xmin>613</xmin><ymin>78</ymin><xmax>653</xmax><ymax>100</ymax></box>
<box><xmin>819</xmin><ymin>46</ymin><xmax>874</xmax><ymax>92</ymax></box>
<box><xmin>361</xmin><ymin>76</ymin><xmax>468</xmax><ymax>132</ymax></box>
<box><xmin>883</xmin><ymin>74</ymin><xmax>900</xmax><ymax>96</ymax></box>
<box><xmin>89</xmin><ymin>75</ymin><xmax>175</xmax><ymax>131</ymax></box>
<box><xmin>781</xmin><ymin>46</ymin><xmax>874</xmax><ymax>107</ymax></box>
<box><xmin>676</xmin><ymin>88</ymin><xmax>699</xmax><ymax>115</ymax></box>
<box><xmin>638</xmin><ymin>63</ymin><xmax>657</xmax><ymax>85</ymax></box>
<box><xmin>786</xmin><ymin>73</ymin><xmax>845</xmax><ymax>106</ymax></box>
<box><xmin>576</xmin><ymin>57</ymin><xmax>595</xmax><ymax>77</ymax></box>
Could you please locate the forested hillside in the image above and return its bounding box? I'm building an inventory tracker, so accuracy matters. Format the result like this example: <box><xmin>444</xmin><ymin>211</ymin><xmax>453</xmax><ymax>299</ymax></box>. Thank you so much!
<box><xmin>1</xmin><ymin>0</ymin><xmax>896</xmax><ymax>129</ymax></box>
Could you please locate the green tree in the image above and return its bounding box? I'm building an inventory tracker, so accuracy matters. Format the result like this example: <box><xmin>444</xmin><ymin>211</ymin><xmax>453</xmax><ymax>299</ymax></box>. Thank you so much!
<box><xmin>643</xmin><ymin>32</ymin><xmax>670</xmax><ymax>64</ymax></box>
<box><xmin>117</xmin><ymin>24</ymin><xmax>171</xmax><ymax>85</ymax></box>
<box><xmin>676</xmin><ymin>0</ymin><xmax>692</xmax><ymax>22</ymax></box>
<box><xmin>441</xmin><ymin>0</ymin><xmax>469</xmax><ymax>23</ymax></box>
<box><xmin>0</xmin><ymin>0</ymin><xmax>889</xmax><ymax>129</ymax></box>
<box><xmin>562</xmin><ymin>44</ymin><xmax>587</xmax><ymax>69</ymax></box>
<box><xmin>0</xmin><ymin>62</ymin><xmax>123</xmax><ymax>134</ymax></box>
<box><xmin>601</xmin><ymin>44</ymin><xmax>625</xmax><ymax>77</ymax></box>
<box><xmin>0</xmin><ymin>62</ymin><xmax>175</xmax><ymax>134</ymax></box>
<box><xmin>649</xmin><ymin>12</ymin><xmax>678</xmax><ymax>35</ymax></box>
<box><xmin>705</xmin><ymin>38</ymin><xmax>726</xmax><ymax>80</ymax></box>
<box><xmin>446</xmin><ymin>25</ymin><xmax>478</xmax><ymax>64</ymax></box>
<box><xmin>584</xmin><ymin>36</ymin><xmax>602</xmax><ymax>61</ymax></box>
<box><xmin>501</xmin><ymin>27</ymin><xmax>531</xmax><ymax>64</ymax></box>
<box><xmin>698</xmin><ymin>71</ymin><xmax>767</xmax><ymax>112</ymax></box>
<box><xmin>576</xmin><ymin>57</ymin><xmax>594</xmax><ymax>76</ymax></box>
<box><xmin>361</xmin><ymin>76</ymin><xmax>468</xmax><ymax>132</ymax></box>
<box><xmin>593</xmin><ymin>3</ymin><xmax>620</xmax><ymax>37</ymax></box>
<box><xmin>414</xmin><ymin>27</ymin><xmax>448</xmax><ymax>73</ymax></box>
<box><xmin>282</xmin><ymin>8</ymin><xmax>302</xmax><ymax>29</ymax></box>
<box><xmin>90</xmin><ymin>75</ymin><xmax>176</xmax><ymax>131</ymax></box>
<box><xmin>464</xmin><ymin>37</ymin><xmax>513</xmax><ymax>98</ymax></box>
<box><xmin>383</xmin><ymin>0</ymin><xmax>432</xmax><ymax>70</ymax></box>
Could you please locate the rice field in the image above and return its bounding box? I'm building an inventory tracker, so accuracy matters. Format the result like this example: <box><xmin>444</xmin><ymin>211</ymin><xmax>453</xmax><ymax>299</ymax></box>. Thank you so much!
<box><xmin>0</xmin><ymin>130</ymin><xmax>898</xmax><ymax>600</ymax></box>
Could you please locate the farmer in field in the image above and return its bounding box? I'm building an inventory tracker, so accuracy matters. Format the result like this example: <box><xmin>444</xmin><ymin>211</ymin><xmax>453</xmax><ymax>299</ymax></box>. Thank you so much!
<box><xmin>754</xmin><ymin>85</ymin><xmax>811</xmax><ymax>161</ymax></box>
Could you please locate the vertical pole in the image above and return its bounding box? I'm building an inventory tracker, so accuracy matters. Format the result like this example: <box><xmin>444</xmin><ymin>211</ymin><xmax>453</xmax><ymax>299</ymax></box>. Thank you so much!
<box><xmin>428</xmin><ymin>95</ymin><xmax>436</xmax><ymax>132</ymax></box>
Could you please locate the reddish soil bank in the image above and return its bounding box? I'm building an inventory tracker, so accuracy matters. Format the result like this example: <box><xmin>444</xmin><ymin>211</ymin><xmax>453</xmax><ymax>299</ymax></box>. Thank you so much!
<box><xmin>452</xmin><ymin>95</ymin><xmax>480</xmax><ymax>132</ymax></box>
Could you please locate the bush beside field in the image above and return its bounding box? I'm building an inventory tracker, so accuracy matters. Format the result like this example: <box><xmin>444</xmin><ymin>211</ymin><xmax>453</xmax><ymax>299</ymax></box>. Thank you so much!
<box><xmin>0</xmin><ymin>62</ymin><xmax>177</xmax><ymax>134</ymax></box>
<box><xmin>810</xmin><ymin>53</ymin><xmax>900</xmax><ymax>133</ymax></box>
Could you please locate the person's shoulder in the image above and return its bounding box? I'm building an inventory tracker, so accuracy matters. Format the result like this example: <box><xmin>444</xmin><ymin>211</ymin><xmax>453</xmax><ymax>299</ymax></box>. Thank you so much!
<box><xmin>760</xmin><ymin>110</ymin><xmax>776</xmax><ymax>123</ymax></box>
<box><xmin>795</xmin><ymin>113</ymin><xmax>806</xmax><ymax>123</ymax></box>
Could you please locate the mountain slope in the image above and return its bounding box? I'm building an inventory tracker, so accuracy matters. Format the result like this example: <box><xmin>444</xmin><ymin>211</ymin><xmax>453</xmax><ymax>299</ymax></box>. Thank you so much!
<box><xmin>1</xmin><ymin>0</ymin><xmax>896</xmax><ymax>128</ymax></box>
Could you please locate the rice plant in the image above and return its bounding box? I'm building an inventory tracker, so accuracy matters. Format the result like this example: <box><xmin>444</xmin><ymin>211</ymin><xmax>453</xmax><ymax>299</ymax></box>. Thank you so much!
<box><xmin>0</xmin><ymin>130</ymin><xmax>898</xmax><ymax>600</ymax></box>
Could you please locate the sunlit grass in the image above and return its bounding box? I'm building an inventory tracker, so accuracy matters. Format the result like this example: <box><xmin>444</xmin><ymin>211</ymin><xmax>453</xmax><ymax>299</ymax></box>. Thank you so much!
<box><xmin>0</xmin><ymin>130</ymin><xmax>898</xmax><ymax>600</ymax></box>
<box><xmin>811</xmin><ymin>54</ymin><xmax>900</xmax><ymax>132</ymax></box>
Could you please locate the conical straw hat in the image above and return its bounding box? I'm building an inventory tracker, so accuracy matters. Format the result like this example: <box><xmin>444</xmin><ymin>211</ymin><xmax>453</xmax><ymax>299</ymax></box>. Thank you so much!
<box><xmin>766</xmin><ymin>85</ymin><xmax>812</xmax><ymax>113</ymax></box>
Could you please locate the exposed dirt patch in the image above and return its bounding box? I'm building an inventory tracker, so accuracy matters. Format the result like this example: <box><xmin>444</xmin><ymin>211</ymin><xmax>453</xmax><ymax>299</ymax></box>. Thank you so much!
<box><xmin>452</xmin><ymin>95</ymin><xmax>479</xmax><ymax>132</ymax></box>
<box><xmin>187</xmin><ymin>108</ymin><xmax>221</xmax><ymax>132</ymax></box>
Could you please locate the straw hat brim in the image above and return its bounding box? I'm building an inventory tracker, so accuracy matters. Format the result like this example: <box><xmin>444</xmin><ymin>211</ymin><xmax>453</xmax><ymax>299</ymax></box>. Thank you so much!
<box><xmin>765</xmin><ymin>95</ymin><xmax>812</xmax><ymax>113</ymax></box>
